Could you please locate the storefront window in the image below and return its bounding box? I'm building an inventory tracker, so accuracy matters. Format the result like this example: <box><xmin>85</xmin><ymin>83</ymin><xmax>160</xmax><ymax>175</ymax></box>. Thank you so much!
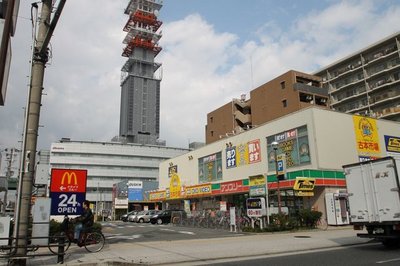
<box><xmin>266</xmin><ymin>125</ymin><xmax>311</xmax><ymax>171</ymax></box>
<box><xmin>198</xmin><ymin>152</ymin><xmax>223</xmax><ymax>183</ymax></box>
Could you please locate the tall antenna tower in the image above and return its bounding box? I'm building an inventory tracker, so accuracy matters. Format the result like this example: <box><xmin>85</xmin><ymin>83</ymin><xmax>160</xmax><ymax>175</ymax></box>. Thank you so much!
<box><xmin>119</xmin><ymin>0</ymin><xmax>163</xmax><ymax>145</ymax></box>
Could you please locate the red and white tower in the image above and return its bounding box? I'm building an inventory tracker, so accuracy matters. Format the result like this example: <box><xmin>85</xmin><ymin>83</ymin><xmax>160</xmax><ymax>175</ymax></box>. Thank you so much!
<box><xmin>119</xmin><ymin>0</ymin><xmax>163</xmax><ymax>145</ymax></box>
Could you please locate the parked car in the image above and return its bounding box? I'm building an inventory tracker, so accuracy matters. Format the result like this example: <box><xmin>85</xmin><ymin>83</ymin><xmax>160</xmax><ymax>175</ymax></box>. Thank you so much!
<box><xmin>128</xmin><ymin>210</ymin><xmax>145</xmax><ymax>222</ymax></box>
<box><xmin>134</xmin><ymin>210</ymin><xmax>160</xmax><ymax>223</ymax></box>
<box><xmin>150</xmin><ymin>210</ymin><xmax>187</xmax><ymax>225</ymax></box>
<box><xmin>121</xmin><ymin>211</ymin><xmax>137</xmax><ymax>222</ymax></box>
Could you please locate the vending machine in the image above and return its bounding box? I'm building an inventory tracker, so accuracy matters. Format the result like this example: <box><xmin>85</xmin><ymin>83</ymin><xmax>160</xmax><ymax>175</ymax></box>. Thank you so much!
<box><xmin>325</xmin><ymin>192</ymin><xmax>350</xmax><ymax>225</ymax></box>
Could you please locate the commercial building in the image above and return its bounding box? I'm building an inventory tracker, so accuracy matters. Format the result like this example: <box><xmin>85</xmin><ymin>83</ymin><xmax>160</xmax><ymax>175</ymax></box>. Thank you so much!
<box><xmin>206</xmin><ymin>70</ymin><xmax>329</xmax><ymax>144</ymax></box>
<box><xmin>119</xmin><ymin>0</ymin><xmax>163</xmax><ymax>145</ymax></box>
<box><xmin>314</xmin><ymin>31</ymin><xmax>400</xmax><ymax>121</ymax></box>
<box><xmin>49</xmin><ymin>139</ymin><xmax>188</xmax><ymax>216</ymax></box>
<box><xmin>151</xmin><ymin>107</ymin><xmax>400</xmax><ymax>220</ymax></box>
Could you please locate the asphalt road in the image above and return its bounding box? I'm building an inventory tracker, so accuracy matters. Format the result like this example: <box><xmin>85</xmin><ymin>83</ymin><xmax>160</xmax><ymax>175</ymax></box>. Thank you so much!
<box><xmin>101</xmin><ymin>221</ymin><xmax>243</xmax><ymax>243</ymax></box>
<box><xmin>209</xmin><ymin>242</ymin><xmax>400</xmax><ymax>266</ymax></box>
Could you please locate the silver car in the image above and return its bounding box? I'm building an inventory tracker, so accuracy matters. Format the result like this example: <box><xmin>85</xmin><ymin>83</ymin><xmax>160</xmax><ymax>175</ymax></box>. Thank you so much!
<box><xmin>128</xmin><ymin>210</ymin><xmax>145</xmax><ymax>222</ymax></box>
<box><xmin>134</xmin><ymin>210</ymin><xmax>160</xmax><ymax>223</ymax></box>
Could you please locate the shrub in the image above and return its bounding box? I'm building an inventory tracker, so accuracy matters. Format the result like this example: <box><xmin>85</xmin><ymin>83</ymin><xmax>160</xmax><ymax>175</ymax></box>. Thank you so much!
<box><xmin>298</xmin><ymin>209</ymin><xmax>322</xmax><ymax>228</ymax></box>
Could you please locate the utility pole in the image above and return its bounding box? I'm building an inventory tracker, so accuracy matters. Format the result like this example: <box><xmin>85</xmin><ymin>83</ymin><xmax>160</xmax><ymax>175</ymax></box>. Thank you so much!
<box><xmin>11</xmin><ymin>1</ymin><xmax>66</xmax><ymax>265</ymax></box>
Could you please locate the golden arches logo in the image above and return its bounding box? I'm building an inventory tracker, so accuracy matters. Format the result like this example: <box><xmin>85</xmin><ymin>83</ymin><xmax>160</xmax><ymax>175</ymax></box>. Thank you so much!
<box><xmin>61</xmin><ymin>172</ymin><xmax>78</xmax><ymax>185</ymax></box>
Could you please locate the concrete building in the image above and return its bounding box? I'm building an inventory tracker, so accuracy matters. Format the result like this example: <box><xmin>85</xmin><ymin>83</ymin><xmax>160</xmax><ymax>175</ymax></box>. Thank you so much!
<box><xmin>314</xmin><ymin>32</ymin><xmax>400</xmax><ymax>121</ymax></box>
<box><xmin>119</xmin><ymin>0</ymin><xmax>163</xmax><ymax>145</ymax></box>
<box><xmin>206</xmin><ymin>70</ymin><xmax>329</xmax><ymax>144</ymax></box>
<box><xmin>151</xmin><ymin>107</ymin><xmax>400</xmax><ymax>221</ymax></box>
<box><xmin>49</xmin><ymin>139</ymin><xmax>188</xmax><ymax>215</ymax></box>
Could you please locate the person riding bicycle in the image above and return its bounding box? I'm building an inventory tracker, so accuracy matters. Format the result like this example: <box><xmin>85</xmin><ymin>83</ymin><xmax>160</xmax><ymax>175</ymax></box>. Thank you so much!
<box><xmin>73</xmin><ymin>200</ymin><xmax>94</xmax><ymax>245</ymax></box>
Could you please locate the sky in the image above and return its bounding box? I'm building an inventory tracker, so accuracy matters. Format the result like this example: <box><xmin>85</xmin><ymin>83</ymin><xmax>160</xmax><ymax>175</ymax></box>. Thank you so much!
<box><xmin>0</xmin><ymin>0</ymin><xmax>400</xmax><ymax>158</ymax></box>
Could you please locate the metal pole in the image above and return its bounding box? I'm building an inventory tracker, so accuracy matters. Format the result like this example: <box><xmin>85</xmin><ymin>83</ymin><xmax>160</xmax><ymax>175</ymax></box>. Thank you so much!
<box><xmin>274</xmin><ymin>149</ymin><xmax>282</xmax><ymax>215</ymax></box>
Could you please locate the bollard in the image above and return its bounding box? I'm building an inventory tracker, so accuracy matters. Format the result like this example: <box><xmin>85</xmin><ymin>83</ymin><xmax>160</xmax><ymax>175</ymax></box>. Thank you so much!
<box><xmin>57</xmin><ymin>233</ymin><xmax>65</xmax><ymax>264</ymax></box>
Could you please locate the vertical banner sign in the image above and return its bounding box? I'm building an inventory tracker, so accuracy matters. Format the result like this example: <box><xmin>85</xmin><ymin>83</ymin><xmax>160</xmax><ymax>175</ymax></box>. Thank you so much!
<box><xmin>353</xmin><ymin>116</ymin><xmax>381</xmax><ymax>161</ymax></box>
<box><xmin>248</xmin><ymin>139</ymin><xmax>261</xmax><ymax>164</ymax></box>
<box><xmin>226</xmin><ymin>146</ymin><xmax>237</xmax><ymax>168</ymax></box>
<box><xmin>50</xmin><ymin>169</ymin><xmax>87</xmax><ymax>215</ymax></box>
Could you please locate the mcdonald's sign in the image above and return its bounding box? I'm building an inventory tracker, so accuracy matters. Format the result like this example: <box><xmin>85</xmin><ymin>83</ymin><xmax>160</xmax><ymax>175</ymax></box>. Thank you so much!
<box><xmin>50</xmin><ymin>169</ymin><xmax>87</xmax><ymax>193</ymax></box>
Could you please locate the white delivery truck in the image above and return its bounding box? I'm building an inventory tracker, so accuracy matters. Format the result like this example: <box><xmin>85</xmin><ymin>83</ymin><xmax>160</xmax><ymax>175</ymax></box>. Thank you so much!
<box><xmin>343</xmin><ymin>156</ymin><xmax>400</xmax><ymax>247</ymax></box>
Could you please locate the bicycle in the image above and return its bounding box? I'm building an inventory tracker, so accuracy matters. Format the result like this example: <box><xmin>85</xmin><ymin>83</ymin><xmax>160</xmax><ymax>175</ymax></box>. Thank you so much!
<box><xmin>316</xmin><ymin>217</ymin><xmax>328</xmax><ymax>230</ymax></box>
<box><xmin>48</xmin><ymin>215</ymin><xmax>105</xmax><ymax>254</ymax></box>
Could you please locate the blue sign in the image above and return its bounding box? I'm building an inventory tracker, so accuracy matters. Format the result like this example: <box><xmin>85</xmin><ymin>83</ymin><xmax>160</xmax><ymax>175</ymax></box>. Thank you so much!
<box><xmin>128</xmin><ymin>188</ymin><xmax>143</xmax><ymax>201</ymax></box>
<box><xmin>385</xmin><ymin>135</ymin><xmax>400</xmax><ymax>153</ymax></box>
<box><xmin>50</xmin><ymin>192</ymin><xmax>86</xmax><ymax>215</ymax></box>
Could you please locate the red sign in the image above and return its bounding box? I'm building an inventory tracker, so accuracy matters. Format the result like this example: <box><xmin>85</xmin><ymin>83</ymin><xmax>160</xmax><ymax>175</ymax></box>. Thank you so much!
<box><xmin>213</xmin><ymin>180</ymin><xmax>249</xmax><ymax>195</ymax></box>
<box><xmin>50</xmin><ymin>169</ymin><xmax>87</xmax><ymax>193</ymax></box>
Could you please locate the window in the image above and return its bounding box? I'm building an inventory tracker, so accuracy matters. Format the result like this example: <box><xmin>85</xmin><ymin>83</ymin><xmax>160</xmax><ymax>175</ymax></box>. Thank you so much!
<box><xmin>282</xmin><ymin>99</ymin><xmax>287</xmax><ymax>108</ymax></box>
<box><xmin>211</xmin><ymin>131</ymin><xmax>214</xmax><ymax>137</ymax></box>
<box><xmin>210</xmin><ymin>117</ymin><xmax>213</xmax><ymax>123</ymax></box>
<box><xmin>280</xmin><ymin>81</ymin><xmax>285</xmax><ymax>89</ymax></box>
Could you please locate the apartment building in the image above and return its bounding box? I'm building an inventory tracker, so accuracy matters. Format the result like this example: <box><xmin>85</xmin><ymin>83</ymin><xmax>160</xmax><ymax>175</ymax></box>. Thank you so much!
<box><xmin>314</xmin><ymin>32</ymin><xmax>400</xmax><ymax>121</ymax></box>
<box><xmin>206</xmin><ymin>70</ymin><xmax>329</xmax><ymax>144</ymax></box>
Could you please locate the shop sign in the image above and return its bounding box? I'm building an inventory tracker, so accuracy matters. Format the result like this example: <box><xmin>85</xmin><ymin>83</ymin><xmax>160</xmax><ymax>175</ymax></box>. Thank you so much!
<box><xmin>249</xmin><ymin>175</ymin><xmax>265</xmax><ymax>186</ymax></box>
<box><xmin>249</xmin><ymin>186</ymin><xmax>266</xmax><ymax>197</ymax></box>
<box><xmin>353</xmin><ymin>116</ymin><xmax>380</xmax><ymax>156</ymax></box>
<box><xmin>213</xmin><ymin>180</ymin><xmax>249</xmax><ymax>195</ymax></box>
<box><xmin>185</xmin><ymin>184</ymin><xmax>211</xmax><ymax>197</ymax></box>
<box><xmin>114</xmin><ymin>198</ymin><xmax>128</xmax><ymax>209</ymax></box>
<box><xmin>385</xmin><ymin>135</ymin><xmax>400</xmax><ymax>153</ymax></box>
<box><xmin>50</xmin><ymin>169</ymin><xmax>87</xmax><ymax>215</ymax></box>
<box><xmin>169</xmin><ymin>173</ymin><xmax>182</xmax><ymax>199</ymax></box>
<box><xmin>246</xmin><ymin>198</ymin><xmax>267</xmax><ymax>217</ymax></box>
<box><xmin>220</xmin><ymin>201</ymin><xmax>227</xmax><ymax>211</ymax></box>
<box><xmin>149</xmin><ymin>191</ymin><xmax>166</xmax><ymax>201</ymax></box>
<box><xmin>295</xmin><ymin>191</ymin><xmax>314</xmax><ymax>197</ymax></box>
<box><xmin>293</xmin><ymin>177</ymin><xmax>316</xmax><ymax>191</ymax></box>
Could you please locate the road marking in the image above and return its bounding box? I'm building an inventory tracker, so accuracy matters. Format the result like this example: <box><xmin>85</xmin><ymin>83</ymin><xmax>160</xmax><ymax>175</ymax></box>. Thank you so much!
<box><xmin>178</xmin><ymin>231</ymin><xmax>196</xmax><ymax>235</ymax></box>
<box><xmin>160</xmin><ymin>228</ymin><xmax>175</xmax><ymax>232</ymax></box>
<box><xmin>376</xmin><ymin>258</ymin><xmax>400</xmax><ymax>264</ymax></box>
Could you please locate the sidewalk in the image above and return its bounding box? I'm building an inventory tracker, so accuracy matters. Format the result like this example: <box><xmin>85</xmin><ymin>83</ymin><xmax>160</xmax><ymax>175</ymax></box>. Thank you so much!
<box><xmin>21</xmin><ymin>226</ymin><xmax>368</xmax><ymax>266</ymax></box>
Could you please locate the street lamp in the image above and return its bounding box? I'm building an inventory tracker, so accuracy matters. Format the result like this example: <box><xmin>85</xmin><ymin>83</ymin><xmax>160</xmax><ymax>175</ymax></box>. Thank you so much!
<box><xmin>271</xmin><ymin>141</ymin><xmax>281</xmax><ymax>214</ymax></box>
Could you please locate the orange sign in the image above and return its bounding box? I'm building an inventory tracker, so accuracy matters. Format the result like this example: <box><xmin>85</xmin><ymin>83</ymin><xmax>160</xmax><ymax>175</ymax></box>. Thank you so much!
<box><xmin>50</xmin><ymin>169</ymin><xmax>87</xmax><ymax>193</ymax></box>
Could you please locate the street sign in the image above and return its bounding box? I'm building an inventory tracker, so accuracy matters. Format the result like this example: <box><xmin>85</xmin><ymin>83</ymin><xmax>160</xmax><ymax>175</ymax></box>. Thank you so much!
<box><xmin>277</xmin><ymin>154</ymin><xmax>286</xmax><ymax>180</ymax></box>
<box><xmin>50</xmin><ymin>169</ymin><xmax>87</xmax><ymax>215</ymax></box>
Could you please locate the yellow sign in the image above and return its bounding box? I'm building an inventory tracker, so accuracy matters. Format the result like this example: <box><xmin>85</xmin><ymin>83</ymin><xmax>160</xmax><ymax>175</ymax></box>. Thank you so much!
<box><xmin>249</xmin><ymin>175</ymin><xmax>266</xmax><ymax>186</ymax></box>
<box><xmin>169</xmin><ymin>173</ymin><xmax>182</xmax><ymax>199</ymax></box>
<box><xmin>61</xmin><ymin>172</ymin><xmax>78</xmax><ymax>185</ymax></box>
<box><xmin>353</xmin><ymin>116</ymin><xmax>380</xmax><ymax>154</ymax></box>
<box><xmin>185</xmin><ymin>184</ymin><xmax>211</xmax><ymax>197</ymax></box>
<box><xmin>293</xmin><ymin>177</ymin><xmax>316</xmax><ymax>191</ymax></box>
<box><xmin>295</xmin><ymin>191</ymin><xmax>314</xmax><ymax>197</ymax></box>
<box><xmin>149</xmin><ymin>191</ymin><xmax>166</xmax><ymax>201</ymax></box>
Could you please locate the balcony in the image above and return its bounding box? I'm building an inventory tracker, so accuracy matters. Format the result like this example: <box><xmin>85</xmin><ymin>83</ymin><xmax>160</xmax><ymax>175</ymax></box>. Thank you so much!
<box><xmin>293</xmin><ymin>83</ymin><xmax>328</xmax><ymax>96</ymax></box>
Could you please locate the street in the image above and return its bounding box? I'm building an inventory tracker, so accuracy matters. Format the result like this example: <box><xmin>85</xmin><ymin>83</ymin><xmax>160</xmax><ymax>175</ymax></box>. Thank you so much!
<box><xmin>209</xmin><ymin>242</ymin><xmax>400</xmax><ymax>266</ymax></box>
<box><xmin>101</xmin><ymin>221</ymin><xmax>243</xmax><ymax>243</ymax></box>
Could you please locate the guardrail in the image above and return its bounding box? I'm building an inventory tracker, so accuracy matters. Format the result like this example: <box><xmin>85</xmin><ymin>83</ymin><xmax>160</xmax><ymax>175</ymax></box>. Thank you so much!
<box><xmin>0</xmin><ymin>235</ymin><xmax>67</xmax><ymax>264</ymax></box>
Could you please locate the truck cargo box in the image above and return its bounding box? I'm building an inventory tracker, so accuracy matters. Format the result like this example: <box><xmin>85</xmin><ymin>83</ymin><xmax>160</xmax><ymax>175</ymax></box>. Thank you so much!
<box><xmin>343</xmin><ymin>157</ymin><xmax>400</xmax><ymax>224</ymax></box>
